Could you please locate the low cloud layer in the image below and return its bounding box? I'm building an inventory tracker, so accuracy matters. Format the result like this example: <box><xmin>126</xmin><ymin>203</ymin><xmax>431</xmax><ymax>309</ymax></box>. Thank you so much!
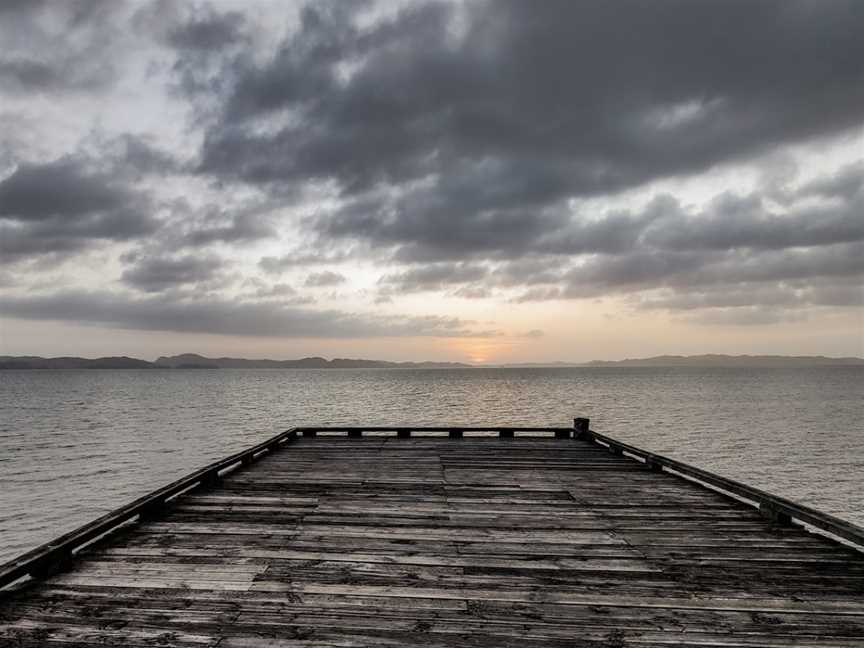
<box><xmin>0</xmin><ymin>290</ymin><xmax>490</xmax><ymax>339</ymax></box>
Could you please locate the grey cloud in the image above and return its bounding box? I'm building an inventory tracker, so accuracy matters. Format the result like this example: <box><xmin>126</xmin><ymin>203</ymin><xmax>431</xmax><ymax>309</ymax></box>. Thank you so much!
<box><xmin>660</xmin><ymin>278</ymin><xmax>864</xmax><ymax>326</ymax></box>
<box><xmin>180</xmin><ymin>211</ymin><xmax>274</xmax><ymax>247</ymax></box>
<box><xmin>259</xmin><ymin>249</ymin><xmax>354</xmax><ymax>273</ymax></box>
<box><xmin>640</xmin><ymin>278</ymin><xmax>864</xmax><ymax>313</ymax></box>
<box><xmin>451</xmin><ymin>285</ymin><xmax>492</xmax><ymax>300</ymax></box>
<box><xmin>0</xmin><ymin>0</ymin><xmax>121</xmax><ymax>95</ymax></box>
<box><xmin>0</xmin><ymin>158</ymin><xmax>157</xmax><ymax>264</ymax></box>
<box><xmin>0</xmin><ymin>290</ymin><xmax>488</xmax><ymax>338</ymax></box>
<box><xmin>556</xmin><ymin>243</ymin><xmax>863</xmax><ymax>300</ymax></box>
<box><xmin>190</xmin><ymin>0</ymin><xmax>864</xmax><ymax>260</ymax></box>
<box><xmin>687</xmin><ymin>307</ymin><xmax>810</xmax><ymax>327</ymax></box>
<box><xmin>362</xmin><ymin>175</ymin><xmax>864</xmax><ymax>320</ymax></box>
<box><xmin>560</xmin><ymin>252</ymin><xmax>712</xmax><ymax>299</ymax></box>
<box><xmin>167</xmin><ymin>7</ymin><xmax>248</xmax><ymax>51</ymax></box>
<box><xmin>642</xmin><ymin>191</ymin><xmax>864</xmax><ymax>252</ymax></box>
<box><xmin>102</xmin><ymin>135</ymin><xmax>186</xmax><ymax>177</ymax></box>
<box><xmin>378</xmin><ymin>263</ymin><xmax>488</xmax><ymax>293</ymax></box>
<box><xmin>0</xmin><ymin>160</ymin><xmax>132</xmax><ymax>221</ymax></box>
<box><xmin>797</xmin><ymin>162</ymin><xmax>864</xmax><ymax>202</ymax></box>
<box><xmin>305</xmin><ymin>270</ymin><xmax>347</xmax><ymax>287</ymax></box>
<box><xmin>120</xmin><ymin>254</ymin><xmax>225</xmax><ymax>293</ymax></box>
<box><xmin>0</xmin><ymin>58</ymin><xmax>62</xmax><ymax>92</ymax></box>
<box><xmin>491</xmin><ymin>259</ymin><xmax>570</xmax><ymax>289</ymax></box>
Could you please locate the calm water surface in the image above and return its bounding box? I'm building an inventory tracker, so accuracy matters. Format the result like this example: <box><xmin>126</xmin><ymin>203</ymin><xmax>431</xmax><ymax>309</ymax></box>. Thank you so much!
<box><xmin>0</xmin><ymin>366</ymin><xmax>862</xmax><ymax>563</ymax></box>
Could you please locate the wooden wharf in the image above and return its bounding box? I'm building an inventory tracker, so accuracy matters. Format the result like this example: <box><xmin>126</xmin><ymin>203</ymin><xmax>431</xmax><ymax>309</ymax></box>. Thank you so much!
<box><xmin>1</xmin><ymin>419</ymin><xmax>864</xmax><ymax>646</ymax></box>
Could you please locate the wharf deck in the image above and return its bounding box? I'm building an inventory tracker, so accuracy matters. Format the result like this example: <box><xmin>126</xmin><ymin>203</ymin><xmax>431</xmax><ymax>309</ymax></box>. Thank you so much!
<box><xmin>2</xmin><ymin>429</ymin><xmax>864</xmax><ymax>646</ymax></box>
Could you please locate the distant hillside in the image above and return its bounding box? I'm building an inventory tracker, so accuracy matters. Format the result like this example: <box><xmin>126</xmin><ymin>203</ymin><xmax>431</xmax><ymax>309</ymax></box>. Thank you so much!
<box><xmin>0</xmin><ymin>353</ymin><xmax>472</xmax><ymax>370</ymax></box>
<box><xmin>155</xmin><ymin>353</ymin><xmax>472</xmax><ymax>369</ymax></box>
<box><xmin>0</xmin><ymin>356</ymin><xmax>155</xmax><ymax>370</ymax></box>
<box><xmin>497</xmin><ymin>362</ymin><xmax>584</xmax><ymax>368</ymax></box>
<box><xmin>583</xmin><ymin>354</ymin><xmax>864</xmax><ymax>367</ymax></box>
<box><xmin>3</xmin><ymin>353</ymin><xmax>860</xmax><ymax>370</ymax></box>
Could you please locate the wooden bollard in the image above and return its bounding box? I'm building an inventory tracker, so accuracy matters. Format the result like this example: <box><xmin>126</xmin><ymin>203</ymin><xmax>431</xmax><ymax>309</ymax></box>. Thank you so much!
<box><xmin>573</xmin><ymin>418</ymin><xmax>591</xmax><ymax>439</ymax></box>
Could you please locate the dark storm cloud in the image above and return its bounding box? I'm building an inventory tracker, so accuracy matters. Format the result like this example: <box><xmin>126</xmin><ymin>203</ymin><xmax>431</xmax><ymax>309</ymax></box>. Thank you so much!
<box><xmin>0</xmin><ymin>290</ymin><xmax>489</xmax><ymax>338</ymax></box>
<box><xmin>188</xmin><ymin>0</ymin><xmax>864</xmax><ymax>262</ymax></box>
<box><xmin>0</xmin><ymin>158</ymin><xmax>157</xmax><ymax>264</ymax></box>
<box><xmin>120</xmin><ymin>254</ymin><xmax>224</xmax><ymax>293</ymax></box>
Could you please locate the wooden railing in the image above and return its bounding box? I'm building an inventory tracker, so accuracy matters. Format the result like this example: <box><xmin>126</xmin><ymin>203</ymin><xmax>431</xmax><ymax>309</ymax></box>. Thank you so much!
<box><xmin>296</xmin><ymin>426</ymin><xmax>574</xmax><ymax>438</ymax></box>
<box><xmin>2</xmin><ymin>418</ymin><xmax>862</xmax><ymax>592</ymax></box>
<box><xmin>572</xmin><ymin>417</ymin><xmax>864</xmax><ymax>550</ymax></box>
<box><xmin>0</xmin><ymin>427</ymin><xmax>299</xmax><ymax>591</ymax></box>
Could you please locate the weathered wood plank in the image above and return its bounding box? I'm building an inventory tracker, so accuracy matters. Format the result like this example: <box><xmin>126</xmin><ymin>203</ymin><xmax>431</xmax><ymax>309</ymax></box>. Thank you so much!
<box><xmin>1</xmin><ymin>431</ymin><xmax>863</xmax><ymax>646</ymax></box>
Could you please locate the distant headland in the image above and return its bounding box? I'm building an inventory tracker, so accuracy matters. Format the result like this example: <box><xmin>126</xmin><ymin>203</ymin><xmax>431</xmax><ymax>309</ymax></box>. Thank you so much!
<box><xmin>0</xmin><ymin>352</ymin><xmax>861</xmax><ymax>370</ymax></box>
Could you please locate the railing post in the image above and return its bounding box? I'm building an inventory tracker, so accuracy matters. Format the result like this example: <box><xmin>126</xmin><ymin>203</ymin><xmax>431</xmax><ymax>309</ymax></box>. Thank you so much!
<box><xmin>449</xmin><ymin>428</ymin><xmax>464</xmax><ymax>439</ymax></box>
<box><xmin>760</xmin><ymin>501</ymin><xmax>793</xmax><ymax>526</ymax></box>
<box><xmin>139</xmin><ymin>497</ymin><xmax>166</xmax><ymax>520</ymax></box>
<box><xmin>201</xmin><ymin>469</ymin><xmax>221</xmax><ymax>489</ymax></box>
<box><xmin>30</xmin><ymin>548</ymin><xmax>73</xmax><ymax>580</ymax></box>
<box><xmin>347</xmin><ymin>429</ymin><xmax>362</xmax><ymax>438</ymax></box>
<box><xmin>397</xmin><ymin>428</ymin><xmax>411</xmax><ymax>438</ymax></box>
<box><xmin>645</xmin><ymin>458</ymin><xmax>663</xmax><ymax>471</ymax></box>
<box><xmin>573</xmin><ymin>417</ymin><xmax>591</xmax><ymax>440</ymax></box>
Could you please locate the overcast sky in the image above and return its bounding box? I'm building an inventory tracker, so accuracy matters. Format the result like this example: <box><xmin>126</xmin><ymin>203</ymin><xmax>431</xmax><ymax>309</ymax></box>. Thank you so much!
<box><xmin>0</xmin><ymin>0</ymin><xmax>862</xmax><ymax>362</ymax></box>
